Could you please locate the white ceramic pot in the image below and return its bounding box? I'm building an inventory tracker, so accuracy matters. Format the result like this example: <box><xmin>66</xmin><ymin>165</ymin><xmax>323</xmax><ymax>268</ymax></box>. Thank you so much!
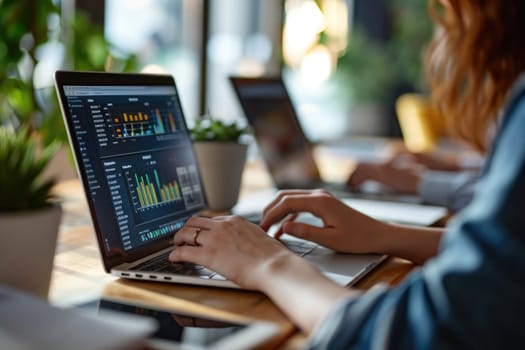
<box><xmin>193</xmin><ymin>142</ymin><xmax>248</xmax><ymax>212</ymax></box>
<box><xmin>0</xmin><ymin>203</ymin><xmax>62</xmax><ymax>298</ymax></box>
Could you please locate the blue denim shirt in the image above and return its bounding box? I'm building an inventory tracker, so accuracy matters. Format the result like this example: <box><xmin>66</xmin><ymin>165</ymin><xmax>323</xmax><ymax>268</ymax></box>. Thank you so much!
<box><xmin>308</xmin><ymin>75</ymin><xmax>525</xmax><ymax>349</ymax></box>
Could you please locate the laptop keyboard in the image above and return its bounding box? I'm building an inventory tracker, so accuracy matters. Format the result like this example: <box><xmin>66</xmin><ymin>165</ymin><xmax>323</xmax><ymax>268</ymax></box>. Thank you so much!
<box><xmin>131</xmin><ymin>239</ymin><xmax>317</xmax><ymax>281</ymax></box>
<box><xmin>133</xmin><ymin>252</ymin><xmax>216</xmax><ymax>278</ymax></box>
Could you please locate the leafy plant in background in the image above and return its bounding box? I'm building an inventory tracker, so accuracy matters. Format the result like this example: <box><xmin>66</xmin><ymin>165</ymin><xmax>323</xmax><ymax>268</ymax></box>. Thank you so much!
<box><xmin>388</xmin><ymin>0</ymin><xmax>434</xmax><ymax>88</ymax></box>
<box><xmin>190</xmin><ymin>117</ymin><xmax>247</xmax><ymax>143</ymax></box>
<box><xmin>331</xmin><ymin>0</ymin><xmax>433</xmax><ymax>105</ymax></box>
<box><xmin>69</xmin><ymin>11</ymin><xmax>138</xmax><ymax>73</ymax></box>
<box><xmin>0</xmin><ymin>0</ymin><xmax>137</xmax><ymax>148</ymax></box>
<box><xmin>332</xmin><ymin>29</ymin><xmax>396</xmax><ymax>104</ymax></box>
<box><xmin>38</xmin><ymin>10</ymin><xmax>138</xmax><ymax>147</ymax></box>
<box><xmin>0</xmin><ymin>127</ymin><xmax>59</xmax><ymax>212</ymax></box>
<box><xmin>0</xmin><ymin>0</ymin><xmax>60</xmax><ymax>136</ymax></box>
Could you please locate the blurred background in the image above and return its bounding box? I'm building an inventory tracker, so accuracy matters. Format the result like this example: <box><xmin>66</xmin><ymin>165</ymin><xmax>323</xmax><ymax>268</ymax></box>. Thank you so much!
<box><xmin>0</xmin><ymin>0</ymin><xmax>432</xmax><ymax>151</ymax></box>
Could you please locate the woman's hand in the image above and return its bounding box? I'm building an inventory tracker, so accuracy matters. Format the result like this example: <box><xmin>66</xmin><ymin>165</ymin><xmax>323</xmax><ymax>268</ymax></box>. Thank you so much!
<box><xmin>346</xmin><ymin>159</ymin><xmax>423</xmax><ymax>194</ymax></box>
<box><xmin>260</xmin><ymin>189</ymin><xmax>388</xmax><ymax>255</ymax></box>
<box><xmin>169</xmin><ymin>215</ymin><xmax>292</xmax><ymax>290</ymax></box>
<box><xmin>169</xmin><ymin>213</ymin><xmax>359</xmax><ymax>335</ymax></box>
<box><xmin>261</xmin><ymin>189</ymin><xmax>443</xmax><ymax>264</ymax></box>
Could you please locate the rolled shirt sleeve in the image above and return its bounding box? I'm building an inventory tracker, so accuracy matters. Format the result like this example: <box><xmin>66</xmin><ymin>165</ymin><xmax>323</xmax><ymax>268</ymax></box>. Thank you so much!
<box><xmin>419</xmin><ymin>170</ymin><xmax>479</xmax><ymax>212</ymax></box>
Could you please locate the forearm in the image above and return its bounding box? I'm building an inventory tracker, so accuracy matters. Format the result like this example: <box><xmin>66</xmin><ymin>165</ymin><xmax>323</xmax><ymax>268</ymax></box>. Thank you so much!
<box><xmin>375</xmin><ymin>222</ymin><xmax>444</xmax><ymax>264</ymax></box>
<box><xmin>256</xmin><ymin>252</ymin><xmax>360</xmax><ymax>334</ymax></box>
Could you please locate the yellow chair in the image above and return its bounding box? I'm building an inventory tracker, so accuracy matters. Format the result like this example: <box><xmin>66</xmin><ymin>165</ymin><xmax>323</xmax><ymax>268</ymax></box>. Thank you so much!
<box><xmin>395</xmin><ymin>93</ymin><xmax>447</xmax><ymax>152</ymax></box>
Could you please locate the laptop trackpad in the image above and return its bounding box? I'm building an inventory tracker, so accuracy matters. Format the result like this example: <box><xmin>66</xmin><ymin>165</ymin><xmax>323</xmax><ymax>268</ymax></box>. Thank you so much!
<box><xmin>306</xmin><ymin>245</ymin><xmax>382</xmax><ymax>282</ymax></box>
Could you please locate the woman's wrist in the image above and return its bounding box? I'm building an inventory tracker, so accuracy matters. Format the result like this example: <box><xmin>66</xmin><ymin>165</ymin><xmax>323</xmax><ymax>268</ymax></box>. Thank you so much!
<box><xmin>250</xmin><ymin>250</ymin><xmax>297</xmax><ymax>291</ymax></box>
<box><xmin>364</xmin><ymin>220</ymin><xmax>397</xmax><ymax>255</ymax></box>
<box><xmin>255</xmin><ymin>249</ymin><xmax>358</xmax><ymax>334</ymax></box>
<box><xmin>372</xmin><ymin>222</ymin><xmax>443</xmax><ymax>264</ymax></box>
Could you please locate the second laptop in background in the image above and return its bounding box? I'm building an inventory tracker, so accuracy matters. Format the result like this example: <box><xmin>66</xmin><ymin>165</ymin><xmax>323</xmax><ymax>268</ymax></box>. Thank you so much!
<box><xmin>229</xmin><ymin>76</ymin><xmax>420</xmax><ymax>202</ymax></box>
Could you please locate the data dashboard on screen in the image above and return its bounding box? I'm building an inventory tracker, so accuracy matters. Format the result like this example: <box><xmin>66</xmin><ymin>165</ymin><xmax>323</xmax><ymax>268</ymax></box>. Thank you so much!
<box><xmin>63</xmin><ymin>85</ymin><xmax>204</xmax><ymax>254</ymax></box>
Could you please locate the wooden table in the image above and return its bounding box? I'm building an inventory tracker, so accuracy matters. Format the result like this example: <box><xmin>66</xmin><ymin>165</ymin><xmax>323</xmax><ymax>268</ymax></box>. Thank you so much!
<box><xmin>49</xmin><ymin>152</ymin><xmax>416</xmax><ymax>349</ymax></box>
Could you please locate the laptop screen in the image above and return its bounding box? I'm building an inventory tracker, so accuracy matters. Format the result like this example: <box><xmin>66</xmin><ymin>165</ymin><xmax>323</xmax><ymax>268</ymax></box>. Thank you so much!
<box><xmin>56</xmin><ymin>72</ymin><xmax>205</xmax><ymax>266</ymax></box>
<box><xmin>229</xmin><ymin>77</ymin><xmax>321</xmax><ymax>188</ymax></box>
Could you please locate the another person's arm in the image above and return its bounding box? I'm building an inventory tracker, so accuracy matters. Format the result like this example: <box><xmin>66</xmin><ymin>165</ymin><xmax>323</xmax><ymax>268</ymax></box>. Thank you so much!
<box><xmin>347</xmin><ymin>161</ymin><xmax>479</xmax><ymax>211</ymax></box>
<box><xmin>419</xmin><ymin>170</ymin><xmax>479</xmax><ymax>211</ymax></box>
<box><xmin>393</xmin><ymin>148</ymin><xmax>483</xmax><ymax>171</ymax></box>
<box><xmin>346</xmin><ymin>161</ymin><xmax>422</xmax><ymax>195</ymax></box>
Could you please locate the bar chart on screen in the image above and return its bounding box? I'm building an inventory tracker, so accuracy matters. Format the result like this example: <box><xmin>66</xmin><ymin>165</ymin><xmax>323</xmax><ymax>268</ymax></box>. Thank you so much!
<box><xmin>112</xmin><ymin>107</ymin><xmax>178</xmax><ymax>139</ymax></box>
<box><xmin>127</xmin><ymin>168</ymin><xmax>183</xmax><ymax>211</ymax></box>
<box><xmin>123</xmin><ymin>157</ymin><xmax>204</xmax><ymax>223</ymax></box>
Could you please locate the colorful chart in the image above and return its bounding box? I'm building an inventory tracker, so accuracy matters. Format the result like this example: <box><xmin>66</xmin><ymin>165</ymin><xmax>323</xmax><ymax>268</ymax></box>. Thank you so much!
<box><xmin>130</xmin><ymin>168</ymin><xmax>182</xmax><ymax>210</ymax></box>
<box><xmin>113</xmin><ymin>108</ymin><xmax>177</xmax><ymax>139</ymax></box>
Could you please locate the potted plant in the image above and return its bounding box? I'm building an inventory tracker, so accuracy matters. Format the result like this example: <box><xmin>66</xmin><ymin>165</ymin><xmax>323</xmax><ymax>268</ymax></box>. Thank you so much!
<box><xmin>190</xmin><ymin>117</ymin><xmax>249</xmax><ymax>212</ymax></box>
<box><xmin>0</xmin><ymin>127</ymin><xmax>62</xmax><ymax>298</ymax></box>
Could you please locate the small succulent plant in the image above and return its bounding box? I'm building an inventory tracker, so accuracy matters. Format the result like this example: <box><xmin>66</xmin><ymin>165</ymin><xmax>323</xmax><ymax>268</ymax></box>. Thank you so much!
<box><xmin>0</xmin><ymin>127</ymin><xmax>59</xmax><ymax>212</ymax></box>
<box><xmin>189</xmin><ymin>117</ymin><xmax>247</xmax><ymax>143</ymax></box>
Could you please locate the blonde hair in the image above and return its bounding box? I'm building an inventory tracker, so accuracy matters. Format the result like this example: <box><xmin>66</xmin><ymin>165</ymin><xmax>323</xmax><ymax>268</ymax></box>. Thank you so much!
<box><xmin>425</xmin><ymin>0</ymin><xmax>525</xmax><ymax>151</ymax></box>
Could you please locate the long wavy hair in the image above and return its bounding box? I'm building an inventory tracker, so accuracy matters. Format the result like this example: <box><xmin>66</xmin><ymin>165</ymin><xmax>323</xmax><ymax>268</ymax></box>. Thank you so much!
<box><xmin>425</xmin><ymin>0</ymin><xmax>525</xmax><ymax>151</ymax></box>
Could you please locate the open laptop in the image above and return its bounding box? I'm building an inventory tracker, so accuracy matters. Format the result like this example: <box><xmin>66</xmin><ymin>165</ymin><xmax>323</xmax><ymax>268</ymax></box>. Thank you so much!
<box><xmin>229</xmin><ymin>76</ymin><xmax>420</xmax><ymax>201</ymax></box>
<box><xmin>55</xmin><ymin>70</ymin><xmax>386</xmax><ymax>289</ymax></box>
<box><xmin>229</xmin><ymin>76</ymin><xmax>324</xmax><ymax>189</ymax></box>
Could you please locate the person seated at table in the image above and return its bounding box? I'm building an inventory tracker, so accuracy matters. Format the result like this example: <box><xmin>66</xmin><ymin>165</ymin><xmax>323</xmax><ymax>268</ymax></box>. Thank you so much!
<box><xmin>347</xmin><ymin>148</ymin><xmax>484</xmax><ymax>212</ymax></box>
<box><xmin>170</xmin><ymin>0</ymin><xmax>525</xmax><ymax>348</ymax></box>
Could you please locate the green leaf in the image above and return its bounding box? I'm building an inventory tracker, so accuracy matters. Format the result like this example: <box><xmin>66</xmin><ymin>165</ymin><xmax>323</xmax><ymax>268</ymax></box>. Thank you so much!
<box><xmin>0</xmin><ymin>127</ymin><xmax>57</xmax><ymax>212</ymax></box>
